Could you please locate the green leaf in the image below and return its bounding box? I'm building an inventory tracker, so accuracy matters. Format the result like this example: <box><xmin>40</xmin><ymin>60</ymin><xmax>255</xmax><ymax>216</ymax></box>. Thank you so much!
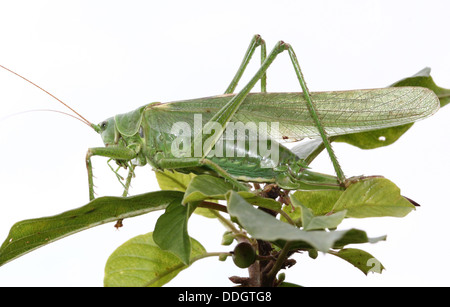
<box><xmin>292</xmin><ymin>177</ymin><xmax>414</xmax><ymax>219</ymax></box>
<box><xmin>334</xmin><ymin>67</ymin><xmax>449</xmax><ymax>149</ymax></box>
<box><xmin>104</xmin><ymin>232</ymin><xmax>206</xmax><ymax>287</ymax></box>
<box><xmin>329</xmin><ymin>248</ymin><xmax>385</xmax><ymax>275</ymax></box>
<box><xmin>183</xmin><ymin>174</ymin><xmax>232</xmax><ymax>204</ymax></box>
<box><xmin>333</xmin><ymin>123</ymin><xmax>413</xmax><ymax>149</ymax></box>
<box><xmin>191</xmin><ymin>207</ymin><xmax>218</xmax><ymax>219</ymax></box>
<box><xmin>391</xmin><ymin>67</ymin><xmax>450</xmax><ymax>108</ymax></box>
<box><xmin>226</xmin><ymin>191</ymin><xmax>373</xmax><ymax>252</ymax></box>
<box><xmin>286</xmin><ymin>228</ymin><xmax>386</xmax><ymax>250</ymax></box>
<box><xmin>0</xmin><ymin>191</ymin><xmax>183</xmax><ymax>267</ymax></box>
<box><xmin>291</xmin><ymin>189</ymin><xmax>343</xmax><ymax>216</ymax></box>
<box><xmin>221</xmin><ymin>231</ymin><xmax>235</xmax><ymax>246</ymax></box>
<box><xmin>238</xmin><ymin>191</ymin><xmax>282</xmax><ymax>211</ymax></box>
<box><xmin>183</xmin><ymin>175</ymin><xmax>281</xmax><ymax>211</ymax></box>
<box><xmin>153</xmin><ymin>200</ymin><xmax>197</xmax><ymax>264</ymax></box>
<box><xmin>155</xmin><ymin>170</ymin><xmax>216</xmax><ymax>218</ymax></box>
<box><xmin>291</xmin><ymin>196</ymin><xmax>346</xmax><ymax>231</ymax></box>
<box><xmin>332</xmin><ymin>228</ymin><xmax>386</xmax><ymax>249</ymax></box>
<box><xmin>332</xmin><ymin>177</ymin><xmax>415</xmax><ymax>218</ymax></box>
<box><xmin>155</xmin><ymin>169</ymin><xmax>196</xmax><ymax>191</ymax></box>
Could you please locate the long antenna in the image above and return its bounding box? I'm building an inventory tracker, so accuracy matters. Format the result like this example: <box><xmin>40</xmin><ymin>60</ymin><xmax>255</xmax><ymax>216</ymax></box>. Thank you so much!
<box><xmin>1</xmin><ymin>109</ymin><xmax>93</xmax><ymax>128</ymax></box>
<box><xmin>0</xmin><ymin>64</ymin><xmax>93</xmax><ymax>127</ymax></box>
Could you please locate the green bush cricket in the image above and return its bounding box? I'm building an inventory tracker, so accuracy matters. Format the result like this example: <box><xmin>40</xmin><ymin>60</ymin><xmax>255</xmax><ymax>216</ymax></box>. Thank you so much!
<box><xmin>1</xmin><ymin>35</ymin><xmax>440</xmax><ymax>202</ymax></box>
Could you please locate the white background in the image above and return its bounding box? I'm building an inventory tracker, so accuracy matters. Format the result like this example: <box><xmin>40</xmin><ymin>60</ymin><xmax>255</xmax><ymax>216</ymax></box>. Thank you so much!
<box><xmin>0</xmin><ymin>0</ymin><xmax>449</xmax><ymax>287</ymax></box>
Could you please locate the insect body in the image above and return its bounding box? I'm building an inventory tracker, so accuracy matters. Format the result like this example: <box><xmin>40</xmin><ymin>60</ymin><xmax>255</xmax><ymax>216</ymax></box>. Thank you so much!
<box><xmin>1</xmin><ymin>35</ymin><xmax>440</xmax><ymax>201</ymax></box>
<box><xmin>89</xmin><ymin>86</ymin><xmax>438</xmax><ymax>200</ymax></box>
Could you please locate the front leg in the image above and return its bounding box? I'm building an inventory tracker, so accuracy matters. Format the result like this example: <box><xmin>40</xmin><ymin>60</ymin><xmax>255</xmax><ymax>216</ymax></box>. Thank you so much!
<box><xmin>86</xmin><ymin>146</ymin><xmax>137</xmax><ymax>201</ymax></box>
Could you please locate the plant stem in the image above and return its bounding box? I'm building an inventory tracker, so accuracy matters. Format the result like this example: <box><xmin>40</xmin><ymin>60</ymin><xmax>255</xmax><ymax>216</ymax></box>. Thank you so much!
<box><xmin>276</xmin><ymin>209</ymin><xmax>296</xmax><ymax>226</ymax></box>
<box><xmin>207</xmin><ymin>207</ymin><xmax>242</xmax><ymax>235</ymax></box>
<box><xmin>198</xmin><ymin>200</ymin><xmax>228</xmax><ymax>213</ymax></box>
<box><xmin>265</xmin><ymin>240</ymin><xmax>293</xmax><ymax>284</ymax></box>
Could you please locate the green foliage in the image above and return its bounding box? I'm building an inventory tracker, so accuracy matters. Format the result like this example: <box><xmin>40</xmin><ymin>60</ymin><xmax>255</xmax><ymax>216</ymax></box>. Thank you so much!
<box><xmin>335</xmin><ymin>68</ymin><xmax>450</xmax><ymax>149</ymax></box>
<box><xmin>153</xmin><ymin>199</ymin><xmax>195</xmax><ymax>264</ymax></box>
<box><xmin>332</xmin><ymin>177</ymin><xmax>415</xmax><ymax>218</ymax></box>
<box><xmin>0</xmin><ymin>69</ymin><xmax>448</xmax><ymax>286</ymax></box>
<box><xmin>227</xmin><ymin>190</ymin><xmax>385</xmax><ymax>252</ymax></box>
<box><xmin>391</xmin><ymin>67</ymin><xmax>450</xmax><ymax>108</ymax></box>
<box><xmin>329</xmin><ymin>248</ymin><xmax>385</xmax><ymax>275</ymax></box>
<box><xmin>0</xmin><ymin>191</ymin><xmax>183</xmax><ymax>267</ymax></box>
<box><xmin>104</xmin><ymin>232</ymin><xmax>206</xmax><ymax>287</ymax></box>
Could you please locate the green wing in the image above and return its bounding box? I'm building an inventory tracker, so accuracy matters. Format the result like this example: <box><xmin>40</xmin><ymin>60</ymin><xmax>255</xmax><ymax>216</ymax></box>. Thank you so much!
<box><xmin>149</xmin><ymin>87</ymin><xmax>439</xmax><ymax>141</ymax></box>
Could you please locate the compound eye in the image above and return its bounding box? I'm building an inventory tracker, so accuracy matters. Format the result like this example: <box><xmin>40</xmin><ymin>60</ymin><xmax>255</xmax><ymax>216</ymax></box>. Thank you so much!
<box><xmin>100</xmin><ymin>121</ymin><xmax>108</xmax><ymax>130</ymax></box>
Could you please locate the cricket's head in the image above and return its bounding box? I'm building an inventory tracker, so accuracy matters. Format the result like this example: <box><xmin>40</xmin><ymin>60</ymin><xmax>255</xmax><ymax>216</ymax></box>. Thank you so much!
<box><xmin>93</xmin><ymin>105</ymin><xmax>147</xmax><ymax>146</ymax></box>
<box><xmin>93</xmin><ymin>117</ymin><xmax>117</xmax><ymax>146</ymax></box>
